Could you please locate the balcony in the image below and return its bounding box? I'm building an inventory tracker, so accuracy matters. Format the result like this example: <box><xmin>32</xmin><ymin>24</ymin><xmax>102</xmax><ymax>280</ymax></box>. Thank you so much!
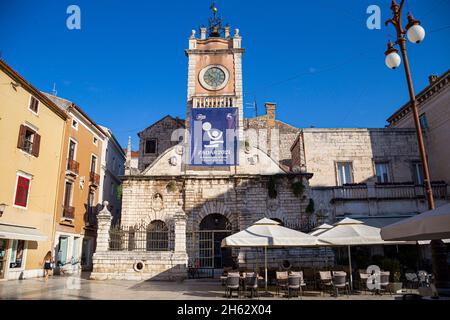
<box><xmin>312</xmin><ymin>182</ymin><xmax>449</xmax><ymax>218</ymax></box>
<box><xmin>192</xmin><ymin>95</ymin><xmax>236</xmax><ymax>108</ymax></box>
<box><xmin>66</xmin><ymin>159</ymin><xmax>80</xmax><ymax>176</ymax></box>
<box><xmin>62</xmin><ymin>206</ymin><xmax>75</xmax><ymax>220</ymax></box>
<box><xmin>329</xmin><ymin>182</ymin><xmax>448</xmax><ymax>202</ymax></box>
<box><xmin>89</xmin><ymin>171</ymin><xmax>100</xmax><ymax>186</ymax></box>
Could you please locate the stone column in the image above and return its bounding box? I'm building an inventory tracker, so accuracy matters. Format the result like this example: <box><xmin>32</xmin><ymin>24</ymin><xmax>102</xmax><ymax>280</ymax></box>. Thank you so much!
<box><xmin>173</xmin><ymin>211</ymin><xmax>187</xmax><ymax>253</ymax></box>
<box><xmin>96</xmin><ymin>201</ymin><xmax>112</xmax><ymax>252</ymax></box>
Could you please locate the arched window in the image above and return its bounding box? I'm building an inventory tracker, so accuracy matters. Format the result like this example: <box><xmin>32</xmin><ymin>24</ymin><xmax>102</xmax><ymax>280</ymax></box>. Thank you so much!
<box><xmin>146</xmin><ymin>220</ymin><xmax>168</xmax><ymax>251</ymax></box>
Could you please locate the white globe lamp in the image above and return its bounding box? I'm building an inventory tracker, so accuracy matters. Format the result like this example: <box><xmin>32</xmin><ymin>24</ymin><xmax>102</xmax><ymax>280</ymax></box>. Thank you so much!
<box><xmin>385</xmin><ymin>41</ymin><xmax>401</xmax><ymax>70</ymax></box>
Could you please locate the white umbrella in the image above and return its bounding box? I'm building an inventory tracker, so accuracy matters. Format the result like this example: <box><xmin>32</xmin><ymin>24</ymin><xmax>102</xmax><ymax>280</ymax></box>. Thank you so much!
<box><xmin>317</xmin><ymin>218</ymin><xmax>408</xmax><ymax>290</ymax></box>
<box><xmin>221</xmin><ymin>218</ymin><xmax>317</xmax><ymax>291</ymax></box>
<box><xmin>381</xmin><ymin>204</ymin><xmax>450</xmax><ymax>241</ymax></box>
<box><xmin>309</xmin><ymin>223</ymin><xmax>333</xmax><ymax>236</ymax></box>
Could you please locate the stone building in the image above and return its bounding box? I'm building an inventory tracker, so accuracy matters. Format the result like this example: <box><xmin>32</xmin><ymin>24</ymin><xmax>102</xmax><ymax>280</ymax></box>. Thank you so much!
<box><xmin>91</xmin><ymin>6</ymin><xmax>449</xmax><ymax>281</ymax></box>
<box><xmin>388</xmin><ymin>70</ymin><xmax>450</xmax><ymax>183</ymax></box>
<box><xmin>91</xmin><ymin>8</ymin><xmax>331</xmax><ymax>281</ymax></box>
<box><xmin>291</xmin><ymin>128</ymin><xmax>449</xmax><ymax>227</ymax></box>
<box><xmin>98</xmin><ymin>126</ymin><xmax>126</xmax><ymax>227</ymax></box>
<box><xmin>137</xmin><ymin>115</ymin><xmax>185</xmax><ymax>172</ymax></box>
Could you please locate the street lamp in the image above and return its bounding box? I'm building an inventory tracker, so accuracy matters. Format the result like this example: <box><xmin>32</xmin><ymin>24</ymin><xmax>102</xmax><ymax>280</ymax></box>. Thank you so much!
<box><xmin>385</xmin><ymin>0</ymin><xmax>449</xmax><ymax>290</ymax></box>
<box><xmin>385</xmin><ymin>41</ymin><xmax>401</xmax><ymax>69</ymax></box>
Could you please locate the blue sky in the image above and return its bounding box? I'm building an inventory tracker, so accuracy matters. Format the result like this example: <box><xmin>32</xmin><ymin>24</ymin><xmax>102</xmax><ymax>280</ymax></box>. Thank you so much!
<box><xmin>1</xmin><ymin>0</ymin><xmax>449</xmax><ymax>149</ymax></box>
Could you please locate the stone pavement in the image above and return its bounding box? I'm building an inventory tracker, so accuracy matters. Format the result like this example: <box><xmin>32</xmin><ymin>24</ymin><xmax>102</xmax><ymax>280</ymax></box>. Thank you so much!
<box><xmin>0</xmin><ymin>274</ymin><xmax>403</xmax><ymax>300</ymax></box>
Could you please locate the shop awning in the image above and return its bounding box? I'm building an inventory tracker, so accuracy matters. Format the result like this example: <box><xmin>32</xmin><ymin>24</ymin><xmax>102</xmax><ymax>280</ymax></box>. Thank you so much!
<box><xmin>0</xmin><ymin>223</ymin><xmax>48</xmax><ymax>241</ymax></box>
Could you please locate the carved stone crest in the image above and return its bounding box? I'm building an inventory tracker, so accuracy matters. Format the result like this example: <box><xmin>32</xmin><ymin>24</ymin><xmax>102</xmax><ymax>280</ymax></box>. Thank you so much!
<box><xmin>152</xmin><ymin>193</ymin><xmax>164</xmax><ymax>212</ymax></box>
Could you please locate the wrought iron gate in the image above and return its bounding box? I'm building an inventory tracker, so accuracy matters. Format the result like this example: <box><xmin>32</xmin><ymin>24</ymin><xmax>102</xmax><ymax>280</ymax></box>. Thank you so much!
<box><xmin>186</xmin><ymin>229</ymin><xmax>233</xmax><ymax>278</ymax></box>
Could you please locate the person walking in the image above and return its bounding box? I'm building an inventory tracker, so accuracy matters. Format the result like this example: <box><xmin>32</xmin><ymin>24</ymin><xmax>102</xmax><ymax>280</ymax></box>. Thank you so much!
<box><xmin>43</xmin><ymin>251</ymin><xmax>54</xmax><ymax>281</ymax></box>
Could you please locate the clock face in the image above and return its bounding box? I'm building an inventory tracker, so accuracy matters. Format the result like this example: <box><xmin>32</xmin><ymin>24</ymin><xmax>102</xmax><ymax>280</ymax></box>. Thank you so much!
<box><xmin>203</xmin><ymin>67</ymin><xmax>226</xmax><ymax>88</ymax></box>
<box><xmin>199</xmin><ymin>65</ymin><xmax>229</xmax><ymax>91</ymax></box>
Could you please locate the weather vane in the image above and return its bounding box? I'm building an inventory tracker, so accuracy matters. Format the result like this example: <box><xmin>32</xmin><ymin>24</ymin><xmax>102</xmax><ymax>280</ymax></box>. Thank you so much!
<box><xmin>207</xmin><ymin>0</ymin><xmax>223</xmax><ymax>37</ymax></box>
<box><xmin>210</xmin><ymin>1</ymin><xmax>218</xmax><ymax>20</ymax></box>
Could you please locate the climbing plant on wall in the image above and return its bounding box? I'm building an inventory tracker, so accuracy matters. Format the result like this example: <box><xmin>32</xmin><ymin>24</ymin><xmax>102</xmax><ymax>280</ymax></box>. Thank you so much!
<box><xmin>268</xmin><ymin>176</ymin><xmax>278</xmax><ymax>199</ymax></box>
<box><xmin>291</xmin><ymin>180</ymin><xmax>305</xmax><ymax>198</ymax></box>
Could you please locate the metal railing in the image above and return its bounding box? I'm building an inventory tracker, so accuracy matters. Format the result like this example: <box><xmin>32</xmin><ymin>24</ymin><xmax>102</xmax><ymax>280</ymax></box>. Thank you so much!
<box><xmin>67</xmin><ymin>159</ymin><xmax>80</xmax><ymax>175</ymax></box>
<box><xmin>89</xmin><ymin>172</ymin><xmax>100</xmax><ymax>186</ymax></box>
<box><xmin>331</xmin><ymin>182</ymin><xmax>448</xmax><ymax>200</ymax></box>
<box><xmin>109</xmin><ymin>224</ymin><xmax>170</xmax><ymax>252</ymax></box>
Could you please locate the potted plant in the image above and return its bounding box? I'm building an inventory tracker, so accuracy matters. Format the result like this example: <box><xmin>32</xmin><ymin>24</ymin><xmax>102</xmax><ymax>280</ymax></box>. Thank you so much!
<box><xmin>382</xmin><ymin>258</ymin><xmax>403</xmax><ymax>293</ymax></box>
<box><xmin>390</xmin><ymin>271</ymin><xmax>403</xmax><ymax>293</ymax></box>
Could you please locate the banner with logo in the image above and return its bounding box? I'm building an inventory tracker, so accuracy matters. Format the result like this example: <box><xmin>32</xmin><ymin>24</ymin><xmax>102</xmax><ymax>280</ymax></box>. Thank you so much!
<box><xmin>190</xmin><ymin>107</ymin><xmax>239</xmax><ymax>166</ymax></box>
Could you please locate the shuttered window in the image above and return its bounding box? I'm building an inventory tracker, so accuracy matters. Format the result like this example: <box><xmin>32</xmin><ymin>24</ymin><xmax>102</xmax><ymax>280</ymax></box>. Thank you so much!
<box><xmin>17</xmin><ymin>125</ymin><xmax>41</xmax><ymax>157</ymax></box>
<box><xmin>14</xmin><ymin>176</ymin><xmax>30</xmax><ymax>207</ymax></box>
<box><xmin>29</xmin><ymin>96</ymin><xmax>39</xmax><ymax>113</ymax></box>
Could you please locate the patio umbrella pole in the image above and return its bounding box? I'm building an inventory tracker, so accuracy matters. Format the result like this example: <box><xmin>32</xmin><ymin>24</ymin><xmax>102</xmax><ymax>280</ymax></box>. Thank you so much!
<box><xmin>265</xmin><ymin>246</ymin><xmax>268</xmax><ymax>292</ymax></box>
<box><xmin>348</xmin><ymin>245</ymin><xmax>353</xmax><ymax>292</ymax></box>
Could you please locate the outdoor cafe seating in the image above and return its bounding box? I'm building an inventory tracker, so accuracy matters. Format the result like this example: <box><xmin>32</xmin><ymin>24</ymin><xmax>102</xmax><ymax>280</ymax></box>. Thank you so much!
<box><xmin>223</xmin><ymin>271</ymin><xmax>264</xmax><ymax>299</ymax></box>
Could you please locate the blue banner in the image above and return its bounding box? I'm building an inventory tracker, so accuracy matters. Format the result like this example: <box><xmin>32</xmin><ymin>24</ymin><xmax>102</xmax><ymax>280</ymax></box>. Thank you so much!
<box><xmin>190</xmin><ymin>107</ymin><xmax>239</xmax><ymax>166</ymax></box>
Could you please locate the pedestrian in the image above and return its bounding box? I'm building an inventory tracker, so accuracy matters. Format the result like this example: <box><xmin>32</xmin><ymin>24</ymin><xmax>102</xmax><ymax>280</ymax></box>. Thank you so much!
<box><xmin>43</xmin><ymin>251</ymin><xmax>54</xmax><ymax>281</ymax></box>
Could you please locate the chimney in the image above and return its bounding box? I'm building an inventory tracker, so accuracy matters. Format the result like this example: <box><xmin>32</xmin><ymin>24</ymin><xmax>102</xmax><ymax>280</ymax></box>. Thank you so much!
<box><xmin>224</xmin><ymin>26</ymin><xmax>230</xmax><ymax>38</ymax></box>
<box><xmin>265</xmin><ymin>103</ymin><xmax>276</xmax><ymax>157</ymax></box>
<box><xmin>428</xmin><ymin>74</ymin><xmax>439</xmax><ymax>84</ymax></box>
<box><xmin>265</xmin><ymin>102</ymin><xmax>276</xmax><ymax>129</ymax></box>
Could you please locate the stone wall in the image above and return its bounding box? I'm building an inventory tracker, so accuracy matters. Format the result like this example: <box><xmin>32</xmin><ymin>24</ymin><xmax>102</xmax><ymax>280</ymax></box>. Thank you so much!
<box><xmin>388</xmin><ymin>72</ymin><xmax>450</xmax><ymax>184</ymax></box>
<box><xmin>114</xmin><ymin>173</ymin><xmax>333</xmax><ymax>276</ymax></box>
<box><xmin>298</xmin><ymin>128</ymin><xmax>420</xmax><ymax>187</ymax></box>
<box><xmin>121</xmin><ymin>175</ymin><xmax>313</xmax><ymax>233</ymax></box>
<box><xmin>91</xmin><ymin>251</ymin><xmax>188</xmax><ymax>281</ymax></box>
<box><xmin>138</xmin><ymin>116</ymin><xmax>185</xmax><ymax>171</ymax></box>
<box><xmin>91</xmin><ymin>201</ymin><xmax>189</xmax><ymax>281</ymax></box>
<box><xmin>244</xmin><ymin>112</ymin><xmax>300</xmax><ymax>169</ymax></box>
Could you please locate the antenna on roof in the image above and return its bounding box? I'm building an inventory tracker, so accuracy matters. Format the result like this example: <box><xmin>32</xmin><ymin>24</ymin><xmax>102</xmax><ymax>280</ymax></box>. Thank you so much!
<box><xmin>52</xmin><ymin>83</ymin><xmax>57</xmax><ymax>96</ymax></box>
<box><xmin>245</xmin><ymin>98</ymin><xmax>258</xmax><ymax>117</ymax></box>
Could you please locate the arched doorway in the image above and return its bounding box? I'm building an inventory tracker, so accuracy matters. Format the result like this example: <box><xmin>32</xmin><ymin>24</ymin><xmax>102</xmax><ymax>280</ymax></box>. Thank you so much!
<box><xmin>199</xmin><ymin>214</ymin><xmax>233</xmax><ymax>269</ymax></box>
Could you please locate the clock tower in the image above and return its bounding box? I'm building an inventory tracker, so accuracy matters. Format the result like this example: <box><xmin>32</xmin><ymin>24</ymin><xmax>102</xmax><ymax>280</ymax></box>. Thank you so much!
<box><xmin>185</xmin><ymin>3</ymin><xmax>245</xmax><ymax>144</ymax></box>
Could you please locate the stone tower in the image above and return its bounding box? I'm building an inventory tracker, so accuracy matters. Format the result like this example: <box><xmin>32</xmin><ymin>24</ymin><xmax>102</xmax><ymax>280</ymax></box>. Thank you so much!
<box><xmin>185</xmin><ymin>5</ymin><xmax>245</xmax><ymax>145</ymax></box>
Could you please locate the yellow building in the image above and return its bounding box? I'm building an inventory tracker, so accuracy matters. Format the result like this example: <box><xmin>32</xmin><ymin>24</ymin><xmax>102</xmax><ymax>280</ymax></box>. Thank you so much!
<box><xmin>45</xmin><ymin>94</ymin><xmax>106</xmax><ymax>273</ymax></box>
<box><xmin>0</xmin><ymin>60</ymin><xmax>67</xmax><ymax>280</ymax></box>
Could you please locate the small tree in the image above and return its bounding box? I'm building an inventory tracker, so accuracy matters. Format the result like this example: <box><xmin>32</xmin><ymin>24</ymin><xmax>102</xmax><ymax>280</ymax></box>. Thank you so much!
<box><xmin>116</xmin><ymin>184</ymin><xmax>123</xmax><ymax>201</ymax></box>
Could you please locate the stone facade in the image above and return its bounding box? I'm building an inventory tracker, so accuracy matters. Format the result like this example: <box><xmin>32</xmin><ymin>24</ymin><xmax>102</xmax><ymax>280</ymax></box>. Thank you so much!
<box><xmin>291</xmin><ymin>128</ymin><xmax>449</xmax><ymax>227</ymax></box>
<box><xmin>388</xmin><ymin>70</ymin><xmax>450</xmax><ymax>184</ymax></box>
<box><xmin>244</xmin><ymin>103</ymin><xmax>300</xmax><ymax>170</ymax></box>
<box><xmin>91</xmin><ymin>201</ymin><xmax>188</xmax><ymax>281</ymax></box>
<box><xmin>292</xmin><ymin>128</ymin><xmax>422</xmax><ymax>187</ymax></box>
<box><xmin>137</xmin><ymin>115</ymin><xmax>185</xmax><ymax>171</ymax></box>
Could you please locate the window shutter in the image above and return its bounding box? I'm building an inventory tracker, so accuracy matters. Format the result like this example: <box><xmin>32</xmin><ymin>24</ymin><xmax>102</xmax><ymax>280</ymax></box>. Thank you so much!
<box><xmin>32</xmin><ymin>133</ymin><xmax>41</xmax><ymax>157</ymax></box>
<box><xmin>14</xmin><ymin>176</ymin><xmax>30</xmax><ymax>207</ymax></box>
<box><xmin>17</xmin><ymin>125</ymin><xmax>26</xmax><ymax>149</ymax></box>
<box><xmin>33</xmin><ymin>98</ymin><xmax>39</xmax><ymax>112</ymax></box>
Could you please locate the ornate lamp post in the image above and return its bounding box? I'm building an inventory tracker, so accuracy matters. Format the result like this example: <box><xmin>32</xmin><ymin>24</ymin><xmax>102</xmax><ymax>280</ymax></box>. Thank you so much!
<box><xmin>385</xmin><ymin>0</ymin><xmax>449</xmax><ymax>289</ymax></box>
